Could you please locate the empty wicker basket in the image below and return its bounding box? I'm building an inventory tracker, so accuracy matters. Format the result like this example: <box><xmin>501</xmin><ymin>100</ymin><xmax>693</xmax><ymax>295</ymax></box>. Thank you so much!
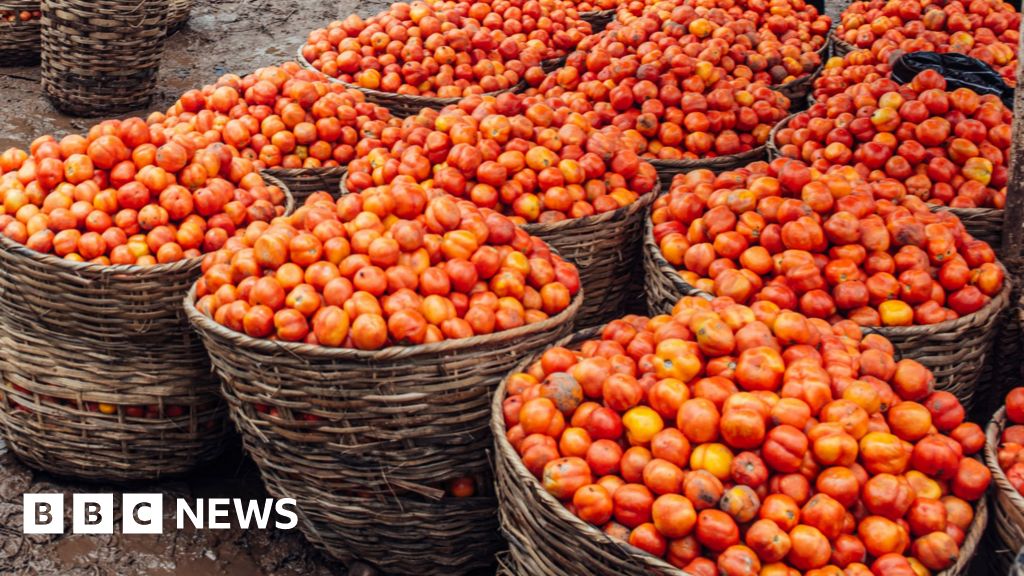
<box><xmin>185</xmin><ymin>281</ymin><xmax>582</xmax><ymax>574</ymax></box>
<box><xmin>0</xmin><ymin>1</ymin><xmax>40</xmax><ymax>66</ymax></box>
<box><xmin>40</xmin><ymin>0</ymin><xmax>169</xmax><ymax>116</ymax></box>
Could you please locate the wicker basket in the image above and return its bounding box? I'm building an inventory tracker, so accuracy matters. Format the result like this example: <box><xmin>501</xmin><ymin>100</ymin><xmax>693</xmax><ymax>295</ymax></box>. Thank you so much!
<box><xmin>829</xmin><ymin>29</ymin><xmax>856</xmax><ymax>57</ymax></box>
<box><xmin>296</xmin><ymin>47</ymin><xmax>525</xmax><ymax>119</ymax></box>
<box><xmin>650</xmin><ymin>146</ymin><xmax>767</xmax><ymax>188</ymax></box>
<box><xmin>642</xmin><ymin>217</ymin><xmax>706</xmax><ymax>315</ymax></box>
<box><xmin>774</xmin><ymin>39</ymin><xmax>831</xmax><ymax>107</ymax></box>
<box><xmin>580</xmin><ymin>9</ymin><xmax>615</xmax><ymax>32</ymax></box>
<box><xmin>40</xmin><ymin>0</ymin><xmax>169</xmax><ymax>116</ymax></box>
<box><xmin>184</xmin><ymin>280</ymin><xmax>582</xmax><ymax>574</ymax></box>
<box><xmin>261</xmin><ymin>167</ymin><xmax>346</xmax><ymax>206</ymax></box>
<box><xmin>0</xmin><ymin>176</ymin><xmax>292</xmax><ymax>481</ymax></box>
<box><xmin>986</xmin><ymin>407</ymin><xmax>1024</xmax><ymax>573</ymax></box>
<box><xmin>767</xmin><ymin>112</ymin><xmax>797</xmax><ymax>159</ymax></box>
<box><xmin>167</xmin><ymin>0</ymin><xmax>189</xmax><ymax>31</ymax></box>
<box><xmin>494</xmin><ymin>325</ymin><xmax>986</xmax><ymax>576</ymax></box>
<box><xmin>0</xmin><ymin>1</ymin><xmax>40</xmax><ymax>66</ymax></box>
<box><xmin>521</xmin><ymin>185</ymin><xmax>658</xmax><ymax>328</ymax></box>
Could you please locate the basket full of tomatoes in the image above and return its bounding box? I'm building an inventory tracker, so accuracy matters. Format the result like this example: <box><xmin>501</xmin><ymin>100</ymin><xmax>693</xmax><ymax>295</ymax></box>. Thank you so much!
<box><xmin>298</xmin><ymin>1</ymin><xmax>592</xmax><ymax>118</ymax></box>
<box><xmin>984</xmin><ymin>389</ymin><xmax>1024</xmax><ymax>573</ymax></box>
<box><xmin>643</xmin><ymin>159</ymin><xmax>1009</xmax><ymax>411</ymax></box>
<box><xmin>0</xmin><ymin>121</ymin><xmax>293</xmax><ymax>481</ymax></box>
<box><xmin>184</xmin><ymin>188</ymin><xmax>583</xmax><ymax>574</ymax></box>
<box><xmin>342</xmin><ymin>95</ymin><xmax>661</xmax><ymax>327</ymax></box>
<box><xmin>773</xmin><ymin>70</ymin><xmax>1012</xmax><ymax>254</ymax></box>
<box><xmin>494</xmin><ymin>296</ymin><xmax>989</xmax><ymax>575</ymax></box>
<box><xmin>0</xmin><ymin>1</ymin><xmax>40</xmax><ymax>66</ymax></box>
<box><xmin>148</xmin><ymin>63</ymin><xmax>402</xmax><ymax>205</ymax></box>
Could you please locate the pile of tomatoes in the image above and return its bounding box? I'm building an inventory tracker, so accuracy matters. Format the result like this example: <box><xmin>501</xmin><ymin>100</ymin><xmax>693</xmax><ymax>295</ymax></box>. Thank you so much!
<box><xmin>194</xmin><ymin>185</ymin><xmax>581</xmax><ymax>349</ymax></box>
<box><xmin>527</xmin><ymin>4</ymin><xmax>796</xmax><ymax>160</ymax></box>
<box><xmin>300</xmin><ymin>0</ymin><xmax>591</xmax><ymax>98</ymax></box>
<box><xmin>503</xmin><ymin>296</ymin><xmax>988</xmax><ymax>574</ymax></box>
<box><xmin>776</xmin><ymin>70</ymin><xmax>1012</xmax><ymax>209</ymax></box>
<box><xmin>612</xmin><ymin>0</ymin><xmax>831</xmax><ymax>85</ymax></box>
<box><xmin>834</xmin><ymin>0</ymin><xmax>1019</xmax><ymax>85</ymax></box>
<box><xmin>1</xmin><ymin>8</ymin><xmax>39</xmax><ymax>21</ymax></box>
<box><xmin>0</xmin><ymin>119</ymin><xmax>289</xmax><ymax>266</ymax></box>
<box><xmin>147</xmin><ymin>63</ymin><xmax>401</xmax><ymax>172</ymax></box>
<box><xmin>994</xmin><ymin>388</ymin><xmax>1024</xmax><ymax>496</ymax></box>
<box><xmin>811</xmin><ymin>48</ymin><xmax>895</xmax><ymax>102</ymax></box>
<box><xmin>344</xmin><ymin>94</ymin><xmax>659</xmax><ymax>224</ymax></box>
<box><xmin>651</xmin><ymin>158</ymin><xmax>1004</xmax><ymax>326</ymax></box>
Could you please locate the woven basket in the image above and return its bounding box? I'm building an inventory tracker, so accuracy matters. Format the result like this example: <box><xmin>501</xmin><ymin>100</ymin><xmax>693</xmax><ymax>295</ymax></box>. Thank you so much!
<box><xmin>0</xmin><ymin>176</ymin><xmax>292</xmax><ymax>481</ymax></box>
<box><xmin>650</xmin><ymin>146</ymin><xmax>767</xmax><ymax>188</ymax></box>
<box><xmin>521</xmin><ymin>184</ymin><xmax>658</xmax><ymax>328</ymax></box>
<box><xmin>642</xmin><ymin>217</ymin><xmax>706</xmax><ymax>315</ymax></box>
<box><xmin>40</xmin><ymin>0</ymin><xmax>169</xmax><ymax>116</ymax></box>
<box><xmin>167</xmin><ymin>0</ymin><xmax>189</xmax><ymax>31</ymax></box>
<box><xmin>0</xmin><ymin>1</ymin><xmax>40</xmax><ymax>66</ymax></box>
<box><xmin>986</xmin><ymin>407</ymin><xmax>1024</xmax><ymax>573</ymax></box>
<box><xmin>829</xmin><ymin>30</ymin><xmax>856</xmax><ymax>57</ymax></box>
<box><xmin>261</xmin><ymin>167</ymin><xmax>346</xmax><ymax>205</ymax></box>
<box><xmin>774</xmin><ymin>39</ymin><xmax>831</xmax><ymax>107</ymax></box>
<box><xmin>184</xmin><ymin>280</ymin><xmax>582</xmax><ymax>574</ymax></box>
<box><xmin>494</xmin><ymin>325</ymin><xmax>986</xmax><ymax>576</ymax></box>
<box><xmin>296</xmin><ymin>47</ymin><xmax>526</xmax><ymax>119</ymax></box>
<box><xmin>767</xmin><ymin>112</ymin><xmax>797</xmax><ymax>159</ymax></box>
<box><xmin>580</xmin><ymin>9</ymin><xmax>615</xmax><ymax>32</ymax></box>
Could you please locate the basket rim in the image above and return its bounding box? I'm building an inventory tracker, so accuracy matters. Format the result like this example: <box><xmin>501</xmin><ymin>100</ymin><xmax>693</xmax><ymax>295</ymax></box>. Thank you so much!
<box><xmin>829</xmin><ymin>29</ymin><xmax>856</xmax><ymax>54</ymax></box>
<box><xmin>490</xmin><ymin>324</ymin><xmax>693</xmax><ymax>576</ymax></box>
<box><xmin>261</xmin><ymin>165</ymin><xmax>348</xmax><ymax>177</ymax></box>
<box><xmin>579</xmin><ymin>8</ymin><xmax>615</xmax><ymax>17</ymax></box>
<box><xmin>986</xmin><ymin>407</ymin><xmax>1024</xmax><ymax>517</ymax></box>
<box><xmin>185</xmin><ymin>275</ymin><xmax>583</xmax><ymax>361</ymax></box>
<box><xmin>648</xmin><ymin>144</ymin><xmax>766</xmax><ymax>170</ymax></box>
<box><xmin>295</xmin><ymin>45</ymin><xmax>527</xmax><ymax>105</ymax></box>
<box><xmin>768</xmin><ymin>111</ymin><xmax>799</xmax><ymax>158</ymax></box>
<box><xmin>0</xmin><ymin>173</ymin><xmax>294</xmax><ymax>278</ymax></box>
<box><xmin>644</xmin><ymin>210</ymin><xmax>1013</xmax><ymax>335</ymax></box>
<box><xmin>929</xmin><ymin>203</ymin><xmax>1003</xmax><ymax>216</ymax></box>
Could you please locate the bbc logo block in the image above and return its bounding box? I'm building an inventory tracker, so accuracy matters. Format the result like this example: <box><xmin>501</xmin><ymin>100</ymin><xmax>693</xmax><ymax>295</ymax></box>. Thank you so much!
<box><xmin>23</xmin><ymin>493</ymin><xmax>297</xmax><ymax>534</ymax></box>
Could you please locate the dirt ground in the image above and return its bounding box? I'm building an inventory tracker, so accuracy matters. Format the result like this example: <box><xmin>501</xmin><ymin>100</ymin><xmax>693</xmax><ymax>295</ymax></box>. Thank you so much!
<box><xmin>0</xmin><ymin>0</ymin><xmax>391</xmax><ymax>150</ymax></box>
<box><xmin>0</xmin><ymin>1</ymin><xmax>393</xmax><ymax>574</ymax></box>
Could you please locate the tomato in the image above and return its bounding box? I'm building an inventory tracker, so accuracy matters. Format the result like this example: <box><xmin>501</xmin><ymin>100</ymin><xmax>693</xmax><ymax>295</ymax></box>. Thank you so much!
<box><xmin>695</xmin><ymin>509</ymin><xmax>740</xmax><ymax>552</ymax></box>
<box><xmin>542</xmin><ymin>457</ymin><xmax>592</xmax><ymax>501</ymax></box>
<box><xmin>652</xmin><ymin>494</ymin><xmax>697</xmax><ymax>539</ymax></box>
<box><xmin>786</xmin><ymin>525</ymin><xmax>831</xmax><ymax>570</ymax></box>
<box><xmin>613</xmin><ymin>483</ymin><xmax>655</xmax><ymax>528</ymax></box>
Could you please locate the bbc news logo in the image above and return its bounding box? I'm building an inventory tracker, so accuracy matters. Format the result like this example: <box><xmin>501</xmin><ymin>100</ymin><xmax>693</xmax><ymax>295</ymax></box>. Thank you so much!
<box><xmin>23</xmin><ymin>494</ymin><xmax>298</xmax><ymax>534</ymax></box>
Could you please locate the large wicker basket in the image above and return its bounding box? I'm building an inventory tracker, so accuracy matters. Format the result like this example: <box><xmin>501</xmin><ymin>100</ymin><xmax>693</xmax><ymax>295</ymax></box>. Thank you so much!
<box><xmin>492</xmin><ymin>325</ymin><xmax>986</xmax><ymax>575</ymax></box>
<box><xmin>0</xmin><ymin>177</ymin><xmax>292</xmax><ymax>481</ymax></box>
<box><xmin>0</xmin><ymin>1</ymin><xmax>40</xmax><ymax>66</ymax></box>
<box><xmin>643</xmin><ymin>212</ymin><xmax>1011</xmax><ymax>410</ymax></box>
<box><xmin>931</xmin><ymin>205</ymin><xmax>1003</xmax><ymax>256</ymax></box>
<box><xmin>184</xmin><ymin>280</ymin><xmax>582</xmax><ymax>574</ymax></box>
<box><xmin>261</xmin><ymin>167</ymin><xmax>346</xmax><ymax>205</ymax></box>
<box><xmin>650</xmin><ymin>146</ymin><xmax>767</xmax><ymax>188</ymax></box>
<box><xmin>40</xmin><ymin>0</ymin><xmax>169</xmax><ymax>116</ymax></box>
<box><xmin>986</xmin><ymin>407</ymin><xmax>1024</xmax><ymax>573</ymax></box>
<box><xmin>297</xmin><ymin>48</ymin><xmax>525</xmax><ymax>119</ymax></box>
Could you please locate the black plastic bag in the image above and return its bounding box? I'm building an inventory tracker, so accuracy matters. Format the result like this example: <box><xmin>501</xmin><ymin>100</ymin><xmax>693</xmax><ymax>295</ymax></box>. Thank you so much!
<box><xmin>890</xmin><ymin>51</ymin><xmax>1014</xmax><ymax>110</ymax></box>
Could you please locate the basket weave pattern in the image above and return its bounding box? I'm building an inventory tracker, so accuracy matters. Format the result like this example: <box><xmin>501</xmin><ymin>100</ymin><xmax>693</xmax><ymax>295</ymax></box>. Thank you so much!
<box><xmin>579</xmin><ymin>9</ymin><xmax>614</xmax><ymax>32</ymax></box>
<box><xmin>0</xmin><ymin>1</ymin><xmax>40</xmax><ymax>66</ymax></box>
<box><xmin>642</xmin><ymin>217</ymin><xmax>706</xmax><ymax>315</ymax></box>
<box><xmin>650</xmin><ymin>145</ymin><xmax>767</xmax><ymax>188</ymax></box>
<box><xmin>185</xmin><ymin>284</ymin><xmax>582</xmax><ymax>573</ymax></box>
<box><xmin>167</xmin><ymin>0</ymin><xmax>188</xmax><ymax>30</ymax></box>
<box><xmin>40</xmin><ymin>0</ymin><xmax>170</xmax><ymax>116</ymax></box>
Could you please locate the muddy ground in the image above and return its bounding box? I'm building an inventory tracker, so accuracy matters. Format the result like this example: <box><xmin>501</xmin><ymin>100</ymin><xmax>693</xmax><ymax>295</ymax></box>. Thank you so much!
<box><xmin>0</xmin><ymin>1</ymin><xmax>394</xmax><ymax>574</ymax></box>
<box><xmin>0</xmin><ymin>0</ymin><xmax>391</xmax><ymax>150</ymax></box>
